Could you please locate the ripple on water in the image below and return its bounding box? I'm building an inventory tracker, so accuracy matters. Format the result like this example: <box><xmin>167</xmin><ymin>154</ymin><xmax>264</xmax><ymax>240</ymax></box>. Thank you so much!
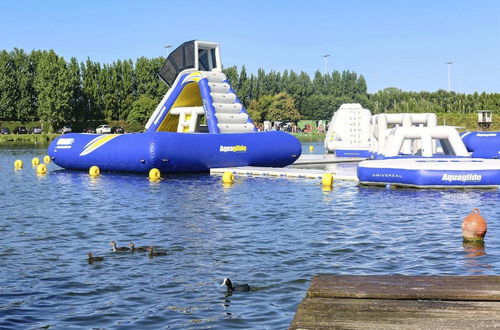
<box><xmin>1</xmin><ymin>148</ymin><xmax>500</xmax><ymax>328</ymax></box>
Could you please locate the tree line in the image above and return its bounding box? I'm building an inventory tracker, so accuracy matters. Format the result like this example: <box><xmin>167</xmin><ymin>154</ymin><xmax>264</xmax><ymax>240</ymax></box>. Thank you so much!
<box><xmin>0</xmin><ymin>48</ymin><xmax>499</xmax><ymax>131</ymax></box>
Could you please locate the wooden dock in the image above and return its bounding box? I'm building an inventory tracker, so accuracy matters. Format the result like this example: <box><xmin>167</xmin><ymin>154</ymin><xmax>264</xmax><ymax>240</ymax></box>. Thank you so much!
<box><xmin>210</xmin><ymin>166</ymin><xmax>358</xmax><ymax>181</ymax></box>
<box><xmin>290</xmin><ymin>275</ymin><xmax>500</xmax><ymax>329</ymax></box>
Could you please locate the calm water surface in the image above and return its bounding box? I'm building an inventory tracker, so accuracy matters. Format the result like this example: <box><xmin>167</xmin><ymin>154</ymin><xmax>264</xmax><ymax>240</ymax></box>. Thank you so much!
<box><xmin>1</xmin><ymin>143</ymin><xmax>500</xmax><ymax>329</ymax></box>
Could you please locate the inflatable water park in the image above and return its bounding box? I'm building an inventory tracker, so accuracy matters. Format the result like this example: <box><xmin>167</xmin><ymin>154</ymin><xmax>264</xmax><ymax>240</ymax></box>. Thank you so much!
<box><xmin>46</xmin><ymin>40</ymin><xmax>500</xmax><ymax>189</ymax></box>
<box><xmin>48</xmin><ymin>41</ymin><xmax>301</xmax><ymax>173</ymax></box>
<box><xmin>323</xmin><ymin>104</ymin><xmax>500</xmax><ymax>188</ymax></box>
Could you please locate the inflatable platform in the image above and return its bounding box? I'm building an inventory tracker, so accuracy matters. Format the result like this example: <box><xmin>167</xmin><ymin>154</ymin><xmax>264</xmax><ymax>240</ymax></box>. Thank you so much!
<box><xmin>358</xmin><ymin>158</ymin><xmax>500</xmax><ymax>188</ymax></box>
<box><xmin>48</xmin><ymin>41</ymin><xmax>301</xmax><ymax>173</ymax></box>
<box><xmin>357</xmin><ymin>126</ymin><xmax>500</xmax><ymax>188</ymax></box>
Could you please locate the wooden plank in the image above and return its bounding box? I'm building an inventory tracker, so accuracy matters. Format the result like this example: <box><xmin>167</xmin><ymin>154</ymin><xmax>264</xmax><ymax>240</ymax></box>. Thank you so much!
<box><xmin>308</xmin><ymin>275</ymin><xmax>500</xmax><ymax>301</ymax></box>
<box><xmin>290</xmin><ymin>275</ymin><xmax>500</xmax><ymax>329</ymax></box>
<box><xmin>291</xmin><ymin>297</ymin><xmax>500</xmax><ymax>329</ymax></box>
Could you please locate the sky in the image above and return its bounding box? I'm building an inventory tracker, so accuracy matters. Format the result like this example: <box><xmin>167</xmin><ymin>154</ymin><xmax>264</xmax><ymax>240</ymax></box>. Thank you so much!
<box><xmin>0</xmin><ymin>0</ymin><xmax>499</xmax><ymax>94</ymax></box>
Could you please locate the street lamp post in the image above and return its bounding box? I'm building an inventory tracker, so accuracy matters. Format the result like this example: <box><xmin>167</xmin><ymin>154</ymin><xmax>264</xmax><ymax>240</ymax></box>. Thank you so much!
<box><xmin>322</xmin><ymin>54</ymin><xmax>330</xmax><ymax>74</ymax></box>
<box><xmin>446</xmin><ymin>61</ymin><xmax>453</xmax><ymax>92</ymax></box>
<box><xmin>165</xmin><ymin>44</ymin><xmax>172</xmax><ymax>57</ymax></box>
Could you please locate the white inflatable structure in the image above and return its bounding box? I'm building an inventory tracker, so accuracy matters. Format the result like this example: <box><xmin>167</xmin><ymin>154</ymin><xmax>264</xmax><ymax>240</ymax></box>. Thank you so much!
<box><xmin>324</xmin><ymin>104</ymin><xmax>372</xmax><ymax>157</ymax></box>
<box><xmin>324</xmin><ymin>103</ymin><xmax>438</xmax><ymax>158</ymax></box>
<box><xmin>370</xmin><ymin>113</ymin><xmax>437</xmax><ymax>155</ymax></box>
<box><xmin>381</xmin><ymin>126</ymin><xmax>469</xmax><ymax>158</ymax></box>
<box><xmin>357</xmin><ymin>125</ymin><xmax>500</xmax><ymax>188</ymax></box>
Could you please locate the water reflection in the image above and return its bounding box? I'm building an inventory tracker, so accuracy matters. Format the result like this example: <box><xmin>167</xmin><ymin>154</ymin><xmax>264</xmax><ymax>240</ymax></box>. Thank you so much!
<box><xmin>463</xmin><ymin>241</ymin><xmax>486</xmax><ymax>258</ymax></box>
<box><xmin>322</xmin><ymin>186</ymin><xmax>332</xmax><ymax>192</ymax></box>
<box><xmin>462</xmin><ymin>241</ymin><xmax>492</xmax><ymax>273</ymax></box>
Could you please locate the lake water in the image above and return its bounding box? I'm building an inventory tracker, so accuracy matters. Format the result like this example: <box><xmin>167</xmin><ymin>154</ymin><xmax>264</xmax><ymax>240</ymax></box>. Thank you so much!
<box><xmin>1</xmin><ymin>143</ymin><xmax>500</xmax><ymax>329</ymax></box>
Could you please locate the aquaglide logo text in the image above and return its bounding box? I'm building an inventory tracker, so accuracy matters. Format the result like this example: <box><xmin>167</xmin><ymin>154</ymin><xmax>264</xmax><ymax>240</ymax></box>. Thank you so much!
<box><xmin>219</xmin><ymin>145</ymin><xmax>247</xmax><ymax>153</ymax></box>
<box><xmin>441</xmin><ymin>173</ymin><xmax>482</xmax><ymax>182</ymax></box>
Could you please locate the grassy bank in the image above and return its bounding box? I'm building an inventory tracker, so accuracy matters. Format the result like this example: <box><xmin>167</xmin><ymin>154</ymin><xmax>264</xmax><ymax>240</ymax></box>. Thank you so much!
<box><xmin>292</xmin><ymin>132</ymin><xmax>326</xmax><ymax>142</ymax></box>
<box><xmin>0</xmin><ymin>133</ymin><xmax>59</xmax><ymax>145</ymax></box>
<box><xmin>437</xmin><ymin>113</ymin><xmax>499</xmax><ymax>131</ymax></box>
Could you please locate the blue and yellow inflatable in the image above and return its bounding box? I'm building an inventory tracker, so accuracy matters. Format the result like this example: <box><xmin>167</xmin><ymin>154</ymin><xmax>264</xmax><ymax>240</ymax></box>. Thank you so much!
<box><xmin>48</xmin><ymin>41</ymin><xmax>301</xmax><ymax>173</ymax></box>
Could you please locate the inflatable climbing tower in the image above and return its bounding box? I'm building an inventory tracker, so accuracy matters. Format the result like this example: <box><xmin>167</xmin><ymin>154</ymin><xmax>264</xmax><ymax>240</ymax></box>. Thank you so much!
<box><xmin>146</xmin><ymin>40</ymin><xmax>255</xmax><ymax>134</ymax></box>
<box><xmin>48</xmin><ymin>40</ymin><xmax>301</xmax><ymax>173</ymax></box>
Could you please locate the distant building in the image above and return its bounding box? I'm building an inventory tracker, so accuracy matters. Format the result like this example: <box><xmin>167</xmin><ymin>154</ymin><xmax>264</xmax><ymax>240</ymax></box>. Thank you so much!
<box><xmin>477</xmin><ymin>110</ymin><xmax>493</xmax><ymax>130</ymax></box>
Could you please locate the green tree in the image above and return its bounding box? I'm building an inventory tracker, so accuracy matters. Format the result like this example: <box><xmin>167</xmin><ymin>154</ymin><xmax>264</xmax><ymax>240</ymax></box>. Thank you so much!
<box><xmin>247</xmin><ymin>94</ymin><xmax>274</xmax><ymax>123</ymax></box>
<box><xmin>136</xmin><ymin>57</ymin><xmax>166</xmax><ymax>100</ymax></box>
<box><xmin>0</xmin><ymin>50</ymin><xmax>17</xmax><ymax>120</ymax></box>
<box><xmin>266</xmin><ymin>92</ymin><xmax>301</xmax><ymax>122</ymax></box>
<box><xmin>68</xmin><ymin>57</ymin><xmax>83</xmax><ymax>122</ymax></box>
<box><xmin>127</xmin><ymin>95</ymin><xmax>157</xmax><ymax>127</ymax></box>
<box><xmin>12</xmin><ymin>48</ymin><xmax>36</xmax><ymax>122</ymax></box>
<box><xmin>34</xmin><ymin>50</ymin><xmax>73</xmax><ymax>130</ymax></box>
<box><xmin>119</xmin><ymin>59</ymin><xmax>135</xmax><ymax>120</ymax></box>
<box><xmin>312</xmin><ymin>70</ymin><xmax>325</xmax><ymax>95</ymax></box>
<box><xmin>236</xmin><ymin>65</ymin><xmax>250</xmax><ymax>107</ymax></box>
<box><xmin>301</xmin><ymin>94</ymin><xmax>337</xmax><ymax>119</ymax></box>
<box><xmin>81</xmin><ymin>59</ymin><xmax>103</xmax><ymax>121</ymax></box>
<box><xmin>100</xmin><ymin>63</ymin><xmax>118</xmax><ymax>122</ymax></box>
<box><xmin>222</xmin><ymin>66</ymin><xmax>239</xmax><ymax>87</ymax></box>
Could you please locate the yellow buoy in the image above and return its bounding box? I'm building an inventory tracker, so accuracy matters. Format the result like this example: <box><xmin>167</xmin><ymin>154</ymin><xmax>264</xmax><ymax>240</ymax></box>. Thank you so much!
<box><xmin>321</xmin><ymin>173</ymin><xmax>334</xmax><ymax>188</ymax></box>
<box><xmin>32</xmin><ymin>157</ymin><xmax>40</xmax><ymax>166</ymax></box>
<box><xmin>43</xmin><ymin>155</ymin><xmax>51</xmax><ymax>164</ymax></box>
<box><xmin>14</xmin><ymin>159</ymin><xmax>23</xmax><ymax>169</ymax></box>
<box><xmin>222</xmin><ymin>171</ymin><xmax>234</xmax><ymax>184</ymax></box>
<box><xmin>309</xmin><ymin>145</ymin><xmax>314</xmax><ymax>152</ymax></box>
<box><xmin>36</xmin><ymin>163</ymin><xmax>47</xmax><ymax>175</ymax></box>
<box><xmin>89</xmin><ymin>165</ymin><xmax>100</xmax><ymax>177</ymax></box>
<box><xmin>149</xmin><ymin>168</ymin><xmax>161</xmax><ymax>181</ymax></box>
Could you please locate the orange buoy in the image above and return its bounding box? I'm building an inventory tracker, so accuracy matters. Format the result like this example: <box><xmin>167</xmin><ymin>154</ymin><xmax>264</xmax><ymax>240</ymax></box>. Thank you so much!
<box><xmin>461</xmin><ymin>208</ymin><xmax>487</xmax><ymax>242</ymax></box>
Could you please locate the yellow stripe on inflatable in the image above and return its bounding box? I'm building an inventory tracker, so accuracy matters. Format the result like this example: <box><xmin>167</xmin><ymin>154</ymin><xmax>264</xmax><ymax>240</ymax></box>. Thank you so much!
<box><xmin>183</xmin><ymin>71</ymin><xmax>203</xmax><ymax>83</ymax></box>
<box><xmin>157</xmin><ymin>82</ymin><xmax>203</xmax><ymax>132</ymax></box>
<box><xmin>79</xmin><ymin>134</ymin><xmax>120</xmax><ymax>156</ymax></box>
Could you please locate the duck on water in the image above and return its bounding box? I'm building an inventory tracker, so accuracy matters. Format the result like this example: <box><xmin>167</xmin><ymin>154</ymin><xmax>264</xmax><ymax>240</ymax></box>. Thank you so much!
<box><xmin>222</xmin><ymin>278</ymin><xmax>250</xmax><ymax>294</ymax></box>
<box><xmin>129</xmin><ymin>242</ymin><xmax>153</xmax><ymax>252</ymax></box>
<box><xmin>110</xmin><ymin>241</ymin><xmax>131</xmax><ymax>252</ymax></box>
<box><xmin>147</xmin><ymin>247</ymin><xmax>167</xmax><ymax>257</ymax></box>
<box><xmin>87</xmin><ymin>252</ymin><xmax>104</xmax><ymax>263</ymax></box>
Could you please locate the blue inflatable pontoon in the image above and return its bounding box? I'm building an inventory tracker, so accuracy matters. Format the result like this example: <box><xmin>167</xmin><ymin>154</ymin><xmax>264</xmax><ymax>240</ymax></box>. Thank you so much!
<box><xmin>49</xmin><ymin>41</ymin><xmax>301</xmax><ymax>173</ymax></box>
<box><xmin>358</xmin><ymin>158</ymin><xmax>500</xmax><ymax>188</ymax></box>
<box><xmin>357</xmin><ymin>126</ymin><xmax>500</xmax><ymax>188</ymax></box>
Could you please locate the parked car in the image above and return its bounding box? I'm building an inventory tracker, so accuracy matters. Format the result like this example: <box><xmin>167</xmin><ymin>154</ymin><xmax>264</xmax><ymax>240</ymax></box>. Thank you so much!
<box><xmin>112</xmin><ymin>126</ymin><xmax>124</xmax><ymax>134</ymax></box>
<box><xmin>96</xmin><ymin>125</ymin><xmax>111</xmax><ymax>134</ymax></box>
<box><xmin>57</xmin><ymin>125</ymin><xmax>72</xmax><ymax>134</ymax></box>
<box><xmin>0</xmin><ymin>127</ymin><xmax>10</xmax><ymax>134</ymax></box>
<box><xmin>13</xmin><ymin>126</ymin><xmax>28</xmax><ymax>134</ymax></box>
<box><xmin>83</xmin><ymin>127</ymin><xmax>96</xmax><ymax>133</ymax></box>
<box><xmin>30</xmin><ymin>127</ymin><xmax>42</xmax><ymax>134</ymax></box>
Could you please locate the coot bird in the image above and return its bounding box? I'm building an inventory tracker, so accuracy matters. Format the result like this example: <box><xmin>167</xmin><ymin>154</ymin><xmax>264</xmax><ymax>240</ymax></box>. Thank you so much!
<box><xmin>222</xmin><ymin>278</ymin><xmax>250</xmax><ymax>293</ymax></box>
<box><xmin>110</xmin><ymin>241</ymin><xmax>130</xmax><ymax>252</ymax></box>
<box><xmin>87</xmin><ymin>252</ymin><xmax>104</xmax><ymax>263</ymax></box>
<box><xmin>147</xmin><ymin>247</ymin><xmax>167</xmax><ymax>257</ymax></box>
<box><xmin>129</xmin><ymin>242</ymin><xmax>152</xmax><ymax>252</ymax></box>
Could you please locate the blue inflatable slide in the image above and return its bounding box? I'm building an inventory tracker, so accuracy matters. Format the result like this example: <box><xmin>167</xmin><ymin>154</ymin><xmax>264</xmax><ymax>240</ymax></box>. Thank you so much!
<box><xmin>49</xmin><ymin>41</ymin><xmax>301</xmax><ymax>173</ymax></box>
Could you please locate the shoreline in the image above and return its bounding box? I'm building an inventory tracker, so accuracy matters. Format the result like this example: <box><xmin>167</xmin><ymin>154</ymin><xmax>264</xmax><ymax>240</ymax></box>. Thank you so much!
<box><xmin>0</xmin><ymin>132</ymin><xmax>325</xmax><ymax>145</ymax></box>
<box><xmin>0</xmin><ymin>133</ymin><xmax>59</xmax><ymax>146</ymax></box>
